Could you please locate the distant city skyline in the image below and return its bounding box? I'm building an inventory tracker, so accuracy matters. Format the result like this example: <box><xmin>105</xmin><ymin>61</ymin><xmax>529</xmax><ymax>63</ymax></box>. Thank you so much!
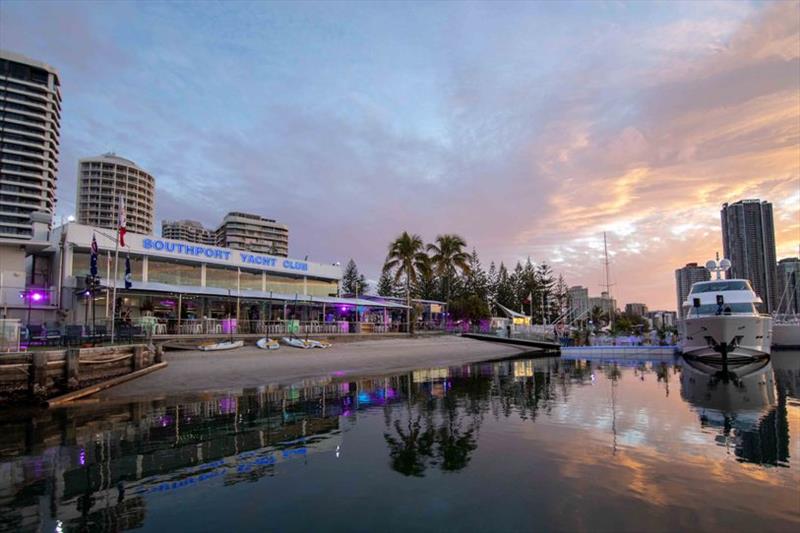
<box><xmin>1</xmin><ymin>0</ymin><xmax>798</xmax><ymax>310</ymax></box>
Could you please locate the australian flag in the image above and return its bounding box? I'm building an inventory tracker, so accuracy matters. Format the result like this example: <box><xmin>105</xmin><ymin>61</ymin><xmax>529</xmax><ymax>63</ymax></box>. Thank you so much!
<box><xmin>90</xmin><ymin>234</ymin><xmax>98</xmax><ymax>277</ymax></box>
<box><xmin>124</xmin><ymin>255</ymin><xmax>132</xmax><ymax>289</ymax></box>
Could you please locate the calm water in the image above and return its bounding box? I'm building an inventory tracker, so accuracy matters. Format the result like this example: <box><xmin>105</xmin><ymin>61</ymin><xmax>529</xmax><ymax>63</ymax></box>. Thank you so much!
<box><xmin>1</xmin><ymin>352</ymin><xmax>799</xmax><ymax>533</ymax></box>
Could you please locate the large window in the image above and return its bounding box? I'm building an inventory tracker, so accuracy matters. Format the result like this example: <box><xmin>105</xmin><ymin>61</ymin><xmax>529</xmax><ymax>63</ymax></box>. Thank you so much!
<box><xmin>205</xmin><ymin>265</ymin><xmax>238</xmax><ymax>289</ymax></box>
<box><xmin>265</xmin><ymin>274</ymin><xmax>304</xmax><ymax>295</ymax></box>
<box><xmin>307</xmin><ymin>277</ymin><xmax>338</xmax><ymax>297</ymax></box>
<box><xmin>690</xmin><ymin>281</ymin><xmax>752</xmax><ymax>293</ymax></box>
<box><xmin>240</xmin><ymin>269</ymin><xmax>263</xmax><ymax>290</ymax></box>
<box><xmin>148</xmin><ymin>258</ymin><xmax>200</xmax><ymax>286</ymax></box>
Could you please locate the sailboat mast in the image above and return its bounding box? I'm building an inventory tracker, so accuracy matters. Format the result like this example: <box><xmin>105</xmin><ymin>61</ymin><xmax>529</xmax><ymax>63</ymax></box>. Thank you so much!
<box><xmin>603</xmin><ymin>232</ymin><xmax>614</xmax><ymax>329</ymax></box>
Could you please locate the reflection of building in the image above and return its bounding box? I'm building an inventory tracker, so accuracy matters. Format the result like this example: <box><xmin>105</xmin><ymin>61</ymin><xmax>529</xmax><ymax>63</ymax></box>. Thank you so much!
<box><xmin>215</xmin><ymin>211</ymin><xmax>289</xmax><ymax>257</ymax></box>
<box><xmin>161</xmin><ymin>219</ymin><xmax>215</xmax><ymax>244</ymax></box>
<box><xmin>0</xmin><ymin>381</ymin><xmax>359</xmax><ymax>531</ymax></box>
<box><xmin>776</xmin><ymin>257</ymin><xmax>799</xmax><ymax>314</ymax></box>
<box><xmin>568</xmin><ymin>286</ymin><xmax>589</xmax><ymax>322</ymax></box>
<box><xmin>721</xmin><ymin>200</ymin><xmax>778</xmax><ymax>313</ymax></box>
<box><xmin>624</xmin><ymin>303</ymin><xmax>647</xmax><ymax>316</ymax></box>
<box><xmin>0</xmin><ymin>50</ymin><xmax>61</xmax><ymax>239</ymax></box>
<box><xmin>76</xmin><ymin>153</ymin><xmax>155</xmax><ymax>234</ymax></box>
<box><xmin>674</xmin><ymin>262</ymin><xmax>710</xmax><ymax>318</ymax></box>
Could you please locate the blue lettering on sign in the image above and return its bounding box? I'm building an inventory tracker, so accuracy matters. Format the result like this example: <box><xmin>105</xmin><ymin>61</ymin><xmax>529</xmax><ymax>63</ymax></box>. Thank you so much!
<box><xmin>140</xmin><ymin>239</ymin><xmax>295</xmax><ymax>270</ymax></box>
<box><xmin>240</xmin><ymin>252</ymin><xmax>277</xmax><ymax>267</ymax></box>
<box><xmin>283</xmin><ymin>260</ymin><xmax>308</xmax><ymax>271</ymax></box>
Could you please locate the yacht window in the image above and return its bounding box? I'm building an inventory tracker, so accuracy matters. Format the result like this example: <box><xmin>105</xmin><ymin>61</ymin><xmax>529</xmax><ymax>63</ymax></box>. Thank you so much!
<box><xmin>690</xmin><ymin>281</ymin><xmax>751</xmax><ymax>293</ymax></box>
<box><xmin>688</xmin><ymin>302</ymin><xmax>757</xmax><ymax>316</ymax></box>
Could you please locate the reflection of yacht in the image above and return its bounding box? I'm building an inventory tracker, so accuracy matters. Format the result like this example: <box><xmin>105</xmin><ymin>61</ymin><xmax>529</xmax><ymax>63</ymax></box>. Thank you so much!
<box><xmin>679</xmin><ymin>356</ymin><xmax>775</xmax><ymax>428</ymax></box>
<box><xmin>679</xmin><ymin>356</ymin><xmax>790</xmax><ymax>466</ymax></box>
<box><xmin>679</xmin><ymin>259</ymin><xmax>772</xmax><ymax>359</ymax></box>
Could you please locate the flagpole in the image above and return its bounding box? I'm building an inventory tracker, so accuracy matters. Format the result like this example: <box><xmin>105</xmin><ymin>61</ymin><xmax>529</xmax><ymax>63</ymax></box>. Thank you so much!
<box><xmin>105</xmin><ymin>251</ymin><xmax>111</xmax><ymax>318</ymax></box>
<box><xmin>110</xmin><ymin>227</ymin><xmax>120</xmax><ymax>343</ymax></box>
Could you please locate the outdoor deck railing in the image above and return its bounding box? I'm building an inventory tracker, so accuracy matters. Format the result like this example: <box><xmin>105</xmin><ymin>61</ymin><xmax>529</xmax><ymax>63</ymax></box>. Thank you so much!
<box><xmin>17</xmin><ymin>318</ymin><xmax>447</xmax><ymax>347</ymax></box>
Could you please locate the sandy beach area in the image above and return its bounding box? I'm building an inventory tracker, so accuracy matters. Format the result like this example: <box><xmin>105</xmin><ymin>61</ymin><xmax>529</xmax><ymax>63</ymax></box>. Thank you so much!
<box><xmin>98</xmin><ymin>335</ymin><xmax>532</xmax><ymax>400</ymax></box>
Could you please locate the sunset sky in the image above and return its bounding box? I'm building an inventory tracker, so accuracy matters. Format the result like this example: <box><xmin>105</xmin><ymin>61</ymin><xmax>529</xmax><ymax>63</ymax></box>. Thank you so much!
<box><xmin>2</xmin><ymin>0</ymin><xmax>798</xmax><ymax>310</ymax></box>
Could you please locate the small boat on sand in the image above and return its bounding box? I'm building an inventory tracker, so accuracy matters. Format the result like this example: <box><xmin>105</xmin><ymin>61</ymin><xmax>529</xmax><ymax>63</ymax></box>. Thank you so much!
<box><xmin>256</xmin><ymin>337</ymin><xmax>280</xmax><ymax>350</ymax></box>
<box><xmin>198</xmin><ymin>340</ymin><xmax>244</xmax><ymax>351</ymax></box>
<box><xmin>305</xmin><ymin>339</ymin><xmax>331</xmax><ymax>349</ymax></box>
<box><xmin>162</xmin><ymin>340</ymin><xmax>201</xmax><ymax>351</ymax></box>
<box><xmin>282</xmin><ymin>337</ymin><xmax>312</xmax><ymax>349</ymax></box>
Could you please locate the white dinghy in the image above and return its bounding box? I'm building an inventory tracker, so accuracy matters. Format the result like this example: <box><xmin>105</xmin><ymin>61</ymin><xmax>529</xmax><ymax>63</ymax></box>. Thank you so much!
<box><xmin>198</xmin><ymin>340</ymin><xmax>244</xmax><ymax>351</ymax></box>
<box><xmin>256</xmin><ymin>337</ymin><xmax>280</xmax><ymax>350</ymax></box>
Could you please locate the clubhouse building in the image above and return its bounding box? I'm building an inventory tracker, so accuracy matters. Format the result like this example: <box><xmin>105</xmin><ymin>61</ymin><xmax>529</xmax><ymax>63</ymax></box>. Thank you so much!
<box><xmin>1</xmin><ymin>221</ymin><xmax>408</xmax><ymax>332</ymax></box>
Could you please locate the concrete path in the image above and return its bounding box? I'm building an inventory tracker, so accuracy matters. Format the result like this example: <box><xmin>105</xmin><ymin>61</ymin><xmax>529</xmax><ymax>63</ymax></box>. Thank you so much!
<box><xmin>98</xmin><ymin>336</ymin><xmax>531</xmax><ymax>400</ymax></box>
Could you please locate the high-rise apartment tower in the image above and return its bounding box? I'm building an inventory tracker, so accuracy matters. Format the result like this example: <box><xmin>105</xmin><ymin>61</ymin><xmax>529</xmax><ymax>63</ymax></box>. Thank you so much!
<box><xmin>76</xmin><ymin>153</ymin><xmax>155</xmax><ymax>235</ymax></box>
<box><xmin>0</xmin><ymin>50</ymin><xmax>61</xmax><ymax>238</ymax></box>
<box><xmin>721</xmin><ymin>200</ymin><xmax>778</xmax><ymax>313</ymax></box>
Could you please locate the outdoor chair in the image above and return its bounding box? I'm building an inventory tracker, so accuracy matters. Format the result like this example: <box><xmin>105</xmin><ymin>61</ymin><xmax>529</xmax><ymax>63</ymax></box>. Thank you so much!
<box><xmin>117</xmin><ymin>325</ymin><xmax>133</xmax><ymax>343</ymax></box>
<box><xmin>45</xmin><ymin>326</ymin><xmax>62</xmax><ymax>346</ymax></box>
<box><xmin>64</xmin><ymin>325</ymin><xmax>84</xmax><ymax>346</ymax></box>
<box><xmin>92</xmin><ymin>325</ymin><xmax>108</xmax><ymax>343</ymax></box>
<box><xmin>26</xmin><ymin>325</ymin><xmax>47</xmax><ymax>346</ymax></box>
<box><xmin>131</xmin><ymin>326</ymin><xmax>145</xmax><ymax>341</ymax></box>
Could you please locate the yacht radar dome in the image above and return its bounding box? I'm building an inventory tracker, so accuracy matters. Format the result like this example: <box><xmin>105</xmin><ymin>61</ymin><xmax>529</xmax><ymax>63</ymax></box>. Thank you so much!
<box><xmin>705</xmin><ymin>258</ymin><xmax>731</xmax><ymax>280</ymax></box>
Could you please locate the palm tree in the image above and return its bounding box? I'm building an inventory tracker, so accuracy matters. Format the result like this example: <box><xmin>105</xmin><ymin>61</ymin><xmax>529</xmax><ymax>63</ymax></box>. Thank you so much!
<box><xmin>383</xmin><ymin>232</ymin><xmax>429</xmax><ymax>333</ymax></box>
<box><xmin>589</xmin><ymin>305</ymin><xmax>608</xmax><ymax>334</ymax></box>
<box><xmin>426</xmin><ymin>234</ymin><xmax>471</xmax><ymax>302</ymax></box>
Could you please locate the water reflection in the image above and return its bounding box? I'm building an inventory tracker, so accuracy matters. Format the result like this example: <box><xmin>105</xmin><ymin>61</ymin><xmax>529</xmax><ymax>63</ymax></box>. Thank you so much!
<box><xmin>0</xmin><ymin>353</ymin><xmax>797</xmax><ymax>532</ymax></box>
<box><xmin>679</xmin><ymin>356</ymin><xmax>789</xmax><ymax>467</ymax></box>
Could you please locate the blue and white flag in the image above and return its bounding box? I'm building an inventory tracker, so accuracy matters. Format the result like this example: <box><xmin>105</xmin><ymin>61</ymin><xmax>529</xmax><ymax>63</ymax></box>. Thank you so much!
<box><xmin>124</xmin><ymin>255</ymin><xmax>132</xmax><ymax>289</ymax></box>
<box><xmin>90</xmin><ymin>234</ymin><xmax>99</xmax><ymax>277</ymax></box>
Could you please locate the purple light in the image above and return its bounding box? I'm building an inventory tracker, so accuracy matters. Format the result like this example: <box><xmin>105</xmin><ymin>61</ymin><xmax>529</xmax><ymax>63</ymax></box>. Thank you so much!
<box><xmin>31</xmin><ymin>292</ymin><xmax>43</xmax><ymax>302</ymax></box>
<box><xmin>79</xmin><ymin>448</ymin><xmax>86</xmax><ymax>466</ymax></box>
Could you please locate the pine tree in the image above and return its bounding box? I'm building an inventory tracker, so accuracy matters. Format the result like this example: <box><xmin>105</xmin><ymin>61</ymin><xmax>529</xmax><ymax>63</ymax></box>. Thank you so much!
<box><xmin>516</xmin><ymin>258</ymin><xmax>539</xmax><ymax>319</ymax></box>
<box><xmin>553</xmin><ymin>274</ymin><xmax>569</xmax><ymax>321</ymax></box>
<box><xmin>463</xmin><ymin>248</ymin><xmax>488</xmax><ymax>302</ymax></box>
<box><xmin>495</xmin><ymin>263</ymin><xmax>516</xmax><ymax>312</ymax></box>
<box><xmin>487</xmin><ymin>261</ymin><xmax>498</xmax><ymax>308</ymax></box>
<box><xmin>341</xmin><ymin>259</ymin><xmax>368</xmax><ymax>295</ymax></box>
<box><xmin>377</xmin><ymin>270</ymin><xmax>397</xmax><ymax>297</ymax></box>
<box><xmin>535</xmin><ymin>262</ymin><xmax>556</xmax><ymax>321</ymax></box>
<box><xmin>510</xmin><ymin>261</ymin><xmax>525</xmax><ymax>312</ymax></box>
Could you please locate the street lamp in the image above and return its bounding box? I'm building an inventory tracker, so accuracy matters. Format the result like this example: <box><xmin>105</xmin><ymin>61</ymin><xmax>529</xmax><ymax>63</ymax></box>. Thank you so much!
<box><xmin>20</xmin><ymin>289</ymin><xmax>46</xmax><ymax>326</ymax></box>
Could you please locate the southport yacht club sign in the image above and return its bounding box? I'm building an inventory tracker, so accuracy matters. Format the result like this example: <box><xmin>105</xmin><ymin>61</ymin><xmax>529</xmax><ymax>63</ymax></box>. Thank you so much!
<box><xmin>142</xmin><ymin>238</ymin><xmax>310</xmax><ymax>272</ymax></box>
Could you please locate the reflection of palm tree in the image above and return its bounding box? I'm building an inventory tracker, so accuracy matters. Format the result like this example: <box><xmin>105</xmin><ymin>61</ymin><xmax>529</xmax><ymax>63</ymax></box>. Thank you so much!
<box><xmin>436</xmin><ymin>397</ymin><xmax>478</xmax><ymax>471</ymax></box>
<box><xmin>383</xmin><ymin>411</ymin><xmax>435</xmax><ymax>477</ymax></box>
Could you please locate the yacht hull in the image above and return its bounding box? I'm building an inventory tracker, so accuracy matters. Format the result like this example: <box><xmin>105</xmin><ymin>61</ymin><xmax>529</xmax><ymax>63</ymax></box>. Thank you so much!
<box><xmin>679</xmin><ymin>315</ymin><xmax>772</xmax><ymax>358</ymax></box>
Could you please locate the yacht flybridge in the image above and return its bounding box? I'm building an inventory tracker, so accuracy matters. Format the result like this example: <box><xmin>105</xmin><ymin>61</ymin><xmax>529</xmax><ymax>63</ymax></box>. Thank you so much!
<box><xmin>678</xmin><ymin>258</ymin><xmax>772</xmax><ymax>360</ymax></box>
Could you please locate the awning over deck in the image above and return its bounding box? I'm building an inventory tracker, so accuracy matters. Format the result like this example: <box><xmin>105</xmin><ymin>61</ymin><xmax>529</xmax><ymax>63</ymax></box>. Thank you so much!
<box><xmin>98</xmin><ymin>280</ymin><xmax>409</xmax><ymax>309</ymax></box>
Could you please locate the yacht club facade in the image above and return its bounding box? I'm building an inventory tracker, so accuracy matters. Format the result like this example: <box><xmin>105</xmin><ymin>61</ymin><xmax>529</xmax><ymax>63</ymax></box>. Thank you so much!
<box><xmin>3</xmin><ymin>222</ymin><xmax>413</xmax><ymax>334</ymax></box>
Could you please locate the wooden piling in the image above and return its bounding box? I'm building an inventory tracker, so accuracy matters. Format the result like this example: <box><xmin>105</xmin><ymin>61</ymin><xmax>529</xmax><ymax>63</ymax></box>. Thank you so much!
<box><xmin>65</xmin><ymin>348</ymin><xmax>80</xmax><ymax>390</ymax></box>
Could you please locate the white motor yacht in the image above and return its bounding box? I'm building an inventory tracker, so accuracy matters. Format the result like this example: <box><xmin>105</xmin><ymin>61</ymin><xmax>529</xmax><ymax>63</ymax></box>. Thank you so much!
<box><xmin>679</xmin><ymin>259</ymin><xmax>772</xmax><ymax>359</ymax></box>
